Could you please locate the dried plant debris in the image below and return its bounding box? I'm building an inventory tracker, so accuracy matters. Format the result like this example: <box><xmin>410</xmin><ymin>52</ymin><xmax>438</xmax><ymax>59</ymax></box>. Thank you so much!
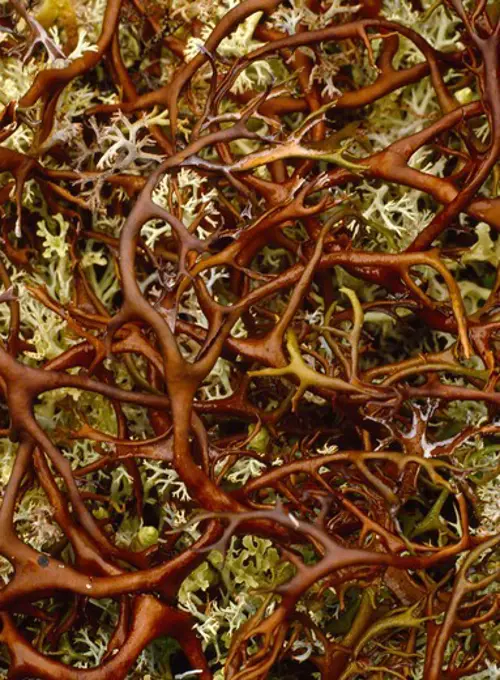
<box><xmin>0</xmin><ymin>0</ymin><xmax>498</xmax><ymax>677</ymax></box>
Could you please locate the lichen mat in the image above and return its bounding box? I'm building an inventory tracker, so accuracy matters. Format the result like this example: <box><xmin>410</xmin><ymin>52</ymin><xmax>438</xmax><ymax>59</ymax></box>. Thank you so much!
<box><xmin>0</xmin><ymin>0</ymin><xmax>498</xmax><ymax>677</ymax></box>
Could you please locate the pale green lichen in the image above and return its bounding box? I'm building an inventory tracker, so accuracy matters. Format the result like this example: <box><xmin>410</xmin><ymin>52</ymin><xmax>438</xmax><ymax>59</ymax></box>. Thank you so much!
<box><xmin>178</xmin><ymin>536</ymin><xmax>294</xmax><ymax>666</ymax></box>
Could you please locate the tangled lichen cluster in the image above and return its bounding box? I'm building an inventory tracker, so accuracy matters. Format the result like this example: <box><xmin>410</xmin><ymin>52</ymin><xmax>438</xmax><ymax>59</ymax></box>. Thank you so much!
<box><xmin>0</xmin><ymin>0</ymin><xmax>499</xmax><ymax>677</ymax></box>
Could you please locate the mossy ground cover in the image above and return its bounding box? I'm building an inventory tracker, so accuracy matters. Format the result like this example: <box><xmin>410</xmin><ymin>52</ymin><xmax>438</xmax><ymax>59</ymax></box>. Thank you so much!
<box><xmin>0</xmin><ymin>0</ymin><xmax>498</xmax><ymax>677</ymax></box>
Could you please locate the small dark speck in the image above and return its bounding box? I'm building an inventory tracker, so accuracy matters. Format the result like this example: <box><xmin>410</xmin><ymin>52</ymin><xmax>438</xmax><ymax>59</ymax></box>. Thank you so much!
<box><xmin>38</xmin><ymin>556</ymin><xmax>50</xmax><ymax>568</ymax></box>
